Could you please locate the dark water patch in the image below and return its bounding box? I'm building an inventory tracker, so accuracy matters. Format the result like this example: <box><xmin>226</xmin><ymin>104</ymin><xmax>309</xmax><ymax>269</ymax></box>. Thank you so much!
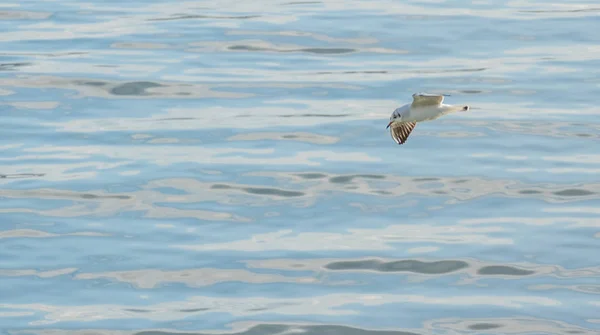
<box><xmin>468</xmin><ymin>323</ymin><xmax>502</xmax><ymax>330</ymax></box>
<box><xmin>279</xmin><ymin>113</ymin><xmax>350</xmax><ymax>118</ymax></box>
<box><xmin>154</xmin><ymin>117</ymin><xmax>197</xmax><ymax>121</ymax></box>
<box><xmin>82</xmin><ymin>81</ymin><xmax>107</xmax><ymax>86</ymax></box>
<box><xmin>519</xmin><ymin>8</ymin><xmax>600</xmax><ymax>13</ymax></box>
<box><xmin>283</xmin><ymin>1</ymin><xmax>322</xmax><ymax>5</ymax></box>
<box><xmin>519</xmin><ymin>190</ymin><xmax>541</xmax><ymax>194</ymax></box>
<box><xmin>461</xmin><ymin>90</ymin><xmax>483</xmax><ymax>94</ymax></box>
<box><xmin>316</xmin><ymin>70</ymin><xmax>388</xmax><ymax>75</ymax></box>
<box><xmin>0</xmin><ymin>173</ymin><xmax>44</xmax><ymax>179</ymax></box>
<box><xmin>110</xmin><ymin>82</ymin><xmax>163</xmax><ymax>96</ymax></box>
<box><xmin>379</xmin><ymin>260</ymin><xmax>468</xmax><ymax>274</ymax></box>
<box><xmin>317</xmin><ymin>69</ymin><xmax>483</xmax><ymax>75</ymax></box>
<box><xmin>243</xmin><ymin>187</ymin><xmax>304</xmax><ymax>197</ymax></box>
<box><xmin>330</xmin><ymin>174</ymin><xmax>385</xmax><ymax>184</ymax></box>
<box><xmin>325</xmin><ymin>259</ymin><xmax>469</xmax><ymax>274</ymax></box>
<box><xmin>1</xmin><ymin>190</ymin><xmax>132</xmax><ymax>200</ymax></box>
<box><xmin>247</xmin><ymin>307</ymin><xmax>269</xmax><ymax>312</ymax></box>
<box><xmin>5</xmin><ymin>76</ymin><xmax>251</xmax><ymax>99</ymax></box>
<box><xmin>575</xmin><ymin>285</ymin><xmax>600</xmax><ymax>293</ymax></box>
<box><xmin>349</xmin><ymin>70</ymin><xmax>387</xmax><ymax>74</ymax></box>
<box><xmin>478</xmin><ymin>265</ymin><xmax>535</xmax><ymax>276</ymax></box>
<box><xmin>153</xmin><ymin>187</ymin><xmax>188</xmax><ymax>195</ymax></box>
<box><xmin>0</xmin><ymin>52</ymin><xmax>85</xmax><ymax>57</ymax></box>
<box><xmin>54</xmin><ymin>52</ymin><xmax>87</xmax><ymax>57</ymax></box>
<box><xmin>415</xmin><ymin>68</ymin><xmax>486</xmax><ymax>74</ymax></box>
<box><xmin>228</xmin><ymin>45</ymin><xmax>355</xmax><ymax>54</ymax></box>
<box><xmin>149</xmin><ymin>15</ymin><xmax>260</xmax><ymax>21</ymax></box>
<box><xmin>211</xmin><ymin>184</ymin><xmax>232</xmax><ymax>189</ymax></box>
<box><xmin>0</xmin><ymin>62</ymin><xmax>30</xmax><ymax>71</ymax></box>
<box><xmin>179</xmin><ymin>308</ymin><xmax>210</xmax><ymax>312</ymax></box>
<box><xmin>554</xmin><ymin>189</ymin><xmax>594</xmax><ymax>197</ymax></box>
<box><xmin>137</xmin><ymin>324</ymin><xmax>419</xmax><ymax>335</ymax></box>
<box><xmin>373</xmin><ymin>190</ymin><xmax>392</xmax><ymax>195</ymax></box>
<box><xmin>0</xmin><ymin>10</ymin><xmax>51</xmax><ymax>20</ymax></box>
<box><xmin>301</xmin><ymin>48</ymin><xmax>354</xmax><ymax>54</ymax></box>
<box><xmin>229</xmin><ymin>45</ymin><xmax>268</xmax><ymax>52</ymax></box>
<box><xmin>80</xmin><ymin>193</ymin><xmax>130</xmax><ymax>200</ymax></box>
<box><xmin>414</xmin><ymin>178</ymin><xmax>439</xmax><ymax>182</ymax></box>
<box><xmin>330</xmin><ymin>176</ymin><xmax>355</xmax><ymax>184</ymax></box>
<box><xmin>360</xmin><ymin>174</ymin><xmax>385</xmax><ymax>180</ymax></box>
<box><xmin>295</xmin><ymin>173</ymin><xmax>327</xmax><ymax>179</ymax></box>
<box><xmin>326</xmin><ymin>260</ymin><xmax>385</xmax><ymax>271</ymax></box>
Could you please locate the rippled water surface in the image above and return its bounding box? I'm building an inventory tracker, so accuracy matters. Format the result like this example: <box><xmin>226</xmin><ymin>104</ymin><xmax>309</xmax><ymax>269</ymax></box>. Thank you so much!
<box><xmin>2</xmin><ymin>0</ymin><xmax>600</xmax><ymax>334</ymax></box>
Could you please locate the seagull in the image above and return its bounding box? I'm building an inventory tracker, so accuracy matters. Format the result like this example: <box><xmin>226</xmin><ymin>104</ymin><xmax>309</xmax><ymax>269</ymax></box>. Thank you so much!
<box><xmin>386</xmin><ymin>93</ymin><xmax>470</xmax><ymax>145</ymax></box>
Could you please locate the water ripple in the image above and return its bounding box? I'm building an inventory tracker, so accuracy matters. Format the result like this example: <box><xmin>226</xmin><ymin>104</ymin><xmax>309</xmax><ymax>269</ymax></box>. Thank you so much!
<box><xmin>1</xmin><ymin>0</ymin><xmax>599</xmax><ymax>332</ymax></box>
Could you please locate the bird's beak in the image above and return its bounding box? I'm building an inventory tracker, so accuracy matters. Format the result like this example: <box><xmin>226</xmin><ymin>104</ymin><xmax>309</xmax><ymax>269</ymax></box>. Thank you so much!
<box><xmin>386</xmin><ymin>121</ymin><xmax>393</xmax><ymax>129</ymax></box>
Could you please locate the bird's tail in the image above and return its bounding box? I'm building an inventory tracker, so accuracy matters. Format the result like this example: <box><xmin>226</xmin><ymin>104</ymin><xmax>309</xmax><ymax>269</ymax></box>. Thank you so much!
<box><xmin>442</xmin><ymin>104</ymin><xmax>470</xmax><ymax>113</ymax></box>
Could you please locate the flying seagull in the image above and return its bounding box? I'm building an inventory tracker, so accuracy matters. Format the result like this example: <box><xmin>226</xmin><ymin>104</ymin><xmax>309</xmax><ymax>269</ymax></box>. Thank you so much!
<box><xmin>386</xmin><ymin>93</ymin><xmax>470</xmax><ymax>145</ymax></box>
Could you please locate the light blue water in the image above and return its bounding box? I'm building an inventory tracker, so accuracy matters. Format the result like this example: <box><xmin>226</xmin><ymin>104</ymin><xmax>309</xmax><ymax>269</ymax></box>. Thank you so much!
<box><xmin>1</xmin><ymin>0</ymin><xmax>600</xmax><ymax>334</ymax></box>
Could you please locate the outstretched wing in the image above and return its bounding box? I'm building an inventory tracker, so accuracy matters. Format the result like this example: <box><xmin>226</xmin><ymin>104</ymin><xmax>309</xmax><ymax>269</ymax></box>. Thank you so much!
<box><xmin>390</xmin><ymin>121</ymin><xmax>417</xmax><ymax>145</ymax></box>
<box><xmin>411</xmin><ymin>93</ymin><xmax>444</xmax><ymax>108</ymax></box>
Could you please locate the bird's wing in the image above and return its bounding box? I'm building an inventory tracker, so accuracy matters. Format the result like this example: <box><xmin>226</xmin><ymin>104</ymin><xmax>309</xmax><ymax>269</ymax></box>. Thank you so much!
<box><xmin>390</xmin><ymin>121</ymin><xmax>417</xmax><ymax>145</ymax></box>
<box><xmin>411</xmin><ymin>93</ymin><xmax>444</xmax><ymax>108</ymax></box>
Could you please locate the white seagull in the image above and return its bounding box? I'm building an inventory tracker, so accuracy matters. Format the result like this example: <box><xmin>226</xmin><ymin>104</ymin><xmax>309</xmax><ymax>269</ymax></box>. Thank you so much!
<box><xmin>386</xmin><ymin>93</ymin><xmax>470</xmax><ymax>145</ymax></box>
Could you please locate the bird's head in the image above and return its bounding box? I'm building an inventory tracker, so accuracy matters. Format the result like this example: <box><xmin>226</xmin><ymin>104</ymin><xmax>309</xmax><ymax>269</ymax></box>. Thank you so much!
<box><xmin>386</xmin><ymin>109</ymin><xmax>402</xmax><ymax>129</ymax></box>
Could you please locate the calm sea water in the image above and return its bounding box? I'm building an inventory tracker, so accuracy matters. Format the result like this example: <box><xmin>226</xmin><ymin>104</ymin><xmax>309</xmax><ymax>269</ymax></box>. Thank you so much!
<box><xmin>1</xmin><ymin>0</ymin><xmax>600</xmax><ymax>334</ymax></box>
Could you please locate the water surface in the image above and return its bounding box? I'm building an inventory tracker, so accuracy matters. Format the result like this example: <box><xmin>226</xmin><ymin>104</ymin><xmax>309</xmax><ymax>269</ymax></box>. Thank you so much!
<box><xmin>1</xmin><ymin>0</ymin><xmax>600</xmax><ymax>334</ymax></box>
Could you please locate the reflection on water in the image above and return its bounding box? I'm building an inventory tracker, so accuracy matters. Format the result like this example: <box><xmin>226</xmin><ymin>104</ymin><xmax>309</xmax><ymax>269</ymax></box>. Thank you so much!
<box><xmin>6</xmin><ymin>318</ymin><xmax>600</xmax><ymax>335</ymax></box>
<box><xmin>1</xmin><ymin>0</ymin><xmax>600</xmax><ymax>333</ymax></box>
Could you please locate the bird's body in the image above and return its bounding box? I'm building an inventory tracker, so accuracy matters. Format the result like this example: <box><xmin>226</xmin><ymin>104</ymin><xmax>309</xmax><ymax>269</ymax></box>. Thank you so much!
<box><xmin>386</xmin><ymin>93</ymin><xmax>469</xmax><ymax>145</ymax></box>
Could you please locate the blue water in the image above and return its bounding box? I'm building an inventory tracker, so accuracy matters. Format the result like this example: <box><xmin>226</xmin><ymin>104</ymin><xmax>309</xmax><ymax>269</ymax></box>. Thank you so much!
<box><xmin>1</xmin><ymin>0</ymin><xmax>600</xmax><ymax>334</ymax></box>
